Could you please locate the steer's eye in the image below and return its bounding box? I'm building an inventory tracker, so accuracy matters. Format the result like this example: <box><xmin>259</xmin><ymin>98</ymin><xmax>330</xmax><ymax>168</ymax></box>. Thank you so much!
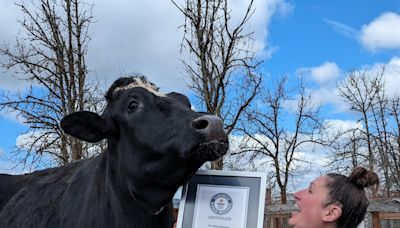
<box><xmin>128</xmin><ymin>100</ymin><xmax>139</xmax><ymax>111</ymax></box>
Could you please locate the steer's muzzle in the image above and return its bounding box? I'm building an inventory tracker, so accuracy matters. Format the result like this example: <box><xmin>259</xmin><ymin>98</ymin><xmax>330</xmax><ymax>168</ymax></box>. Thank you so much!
<box><xmin>192</xmin><ymin>115</ymin><xmax>227</xmax><ymax>142</ymax></box>
<box><xmin>190</xmin><ymin>115</ymin><xmax>228</xmax><ymax>161</ymax></box>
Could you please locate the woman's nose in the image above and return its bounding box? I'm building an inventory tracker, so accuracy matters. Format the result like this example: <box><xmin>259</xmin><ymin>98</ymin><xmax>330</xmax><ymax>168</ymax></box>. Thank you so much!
<box><xmin>293</xmin><ymin>189</ymin><xmax>303</xmax><ymax>200</ymax></box>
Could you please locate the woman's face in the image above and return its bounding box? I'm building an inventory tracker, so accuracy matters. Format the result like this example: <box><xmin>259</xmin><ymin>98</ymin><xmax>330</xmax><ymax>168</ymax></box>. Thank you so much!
<box><xmin>288</xmin><ymin>175</ymin><xmax>333</xmax><ymax>228</ymax></box>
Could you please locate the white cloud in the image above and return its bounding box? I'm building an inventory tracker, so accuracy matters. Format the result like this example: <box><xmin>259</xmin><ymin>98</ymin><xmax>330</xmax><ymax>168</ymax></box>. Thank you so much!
<box><xmin>0</xmin><ymin>74</ymin><xmax>28</xmax><ymax>91</ymax></box>
<box><xmin>228</xmin><ymin>133</ymin><xmax>325</xmax><ymax>168</ymax></box>
<box><xmin>0</xmin><ymin>108</ymin><xmax>26</xmax><ymax>125</ymax></box>
<box><xmin>294</xmin><ymin>62</ymin><xmax>345</xmax><ymax>113</ymax></box>
<box><xmin>0</xmin><ymin>2</ymin><xmax>27</xmax><ymax>91</ymax></box>
<box><xmin>0</xmin><ymin>2</ymin><xmax>22</xmax><ymax>41</ymax></box>
<box><xmin>230</xmin><ymin>0</ymin><xmax>294</xmax><ymax>59</ymax></box>
<box><xmin>298</xmin><ymin>62</ymin><xmax>341</xmax><ymax>85</ymax></box>
<box><xmin>309</xmin><ymin>86</ymin><xmax>344</xmax><ymax>109</ymax></box>
<box><xmin>227</xmin><ymin>132</ymin><xmax>332</xmax><ymax>192</ymax></box>
<box><xmin>360</xmin><ymin>12</ymin><xmax>400</xmax><ymax>52</ymax></box>
<box><xmin>352</xmin><ymin>56</ymin><xmax>400</xmax><ymax>99</ymax></box>
<box><xmin>297</xmin><ymin>57</ymin><xmax>400</xmax><ymax>113</ymax></box>
<box><xmin>376</xmin><ymin>57</ymin><xmax>400</xmax><ymax>98</ymax></box>
<box><xmin>0</xmin><ymin>147</ymin><xmax>27</xmax><ymax>174</ymax></box>
<box><xmin>325</xmin><ymin>12</ymin><xmax>400</xmax><ymax>53</ymax></box>
<box><xmin>324</xmin><ymin>119</ymin><xmax>362</xmax><ymax>136</ymax></box>
<box><xmin>86</xmin><ymin>0</ymin><xmax>289</xmax><ymax>92</ymax></box>
<box><xmin>15</xmin><ymin>130</ymin><xmax>58</xmax><ymax>153</ymax></box>
<box><xmin>0</xmin><ymin>160</ymin><xmax>30</xmax><ymax>174</ymax></box>
<box><xmin>311</xmin><ymin>62</ymin><xmax>341</xmax><ymax>84</ymax></box>
<box><xmin>16</xmin><ymin>131</ymin><xmax>39</xmax><ymax>151</ymax></box>
<box><xmin>85</xmin><ymin>0</ymin><xmax>186</xmax><ymax>92</ymax></box>
<box><xmin>0</xmin><ymin>0</ymin><xmax>290</xmax><ymax>93</ymax></box>
<box><xmin>323</xmin><ymin>18</ymin><xmax>359</xmax><ymax>40</ymax></box>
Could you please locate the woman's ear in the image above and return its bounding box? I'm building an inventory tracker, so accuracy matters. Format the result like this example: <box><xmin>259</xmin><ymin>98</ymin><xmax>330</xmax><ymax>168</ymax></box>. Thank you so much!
<box><xmin>322</xmin><ymin>204</ymin><xmax>342</xmax><ymax>222</ymax></box>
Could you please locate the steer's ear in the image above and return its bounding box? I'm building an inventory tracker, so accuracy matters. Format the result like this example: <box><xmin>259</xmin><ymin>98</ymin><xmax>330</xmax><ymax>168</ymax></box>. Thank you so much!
<box><xmin>167</xmin><ymin>92</ymin><xmax>191</xmax><ymax>108</ymax></box>
<box><xmin>60</xmin><ymin>111</ymin><xmax>109</xmax><ymax>142</ymax></box>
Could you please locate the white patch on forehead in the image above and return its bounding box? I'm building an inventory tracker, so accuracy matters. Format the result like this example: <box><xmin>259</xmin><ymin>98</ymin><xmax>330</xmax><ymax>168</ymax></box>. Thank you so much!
<box><xmin>113</xmin><ymin>78</ymin><xmax>165</xmax><ymax>97</ymax></box>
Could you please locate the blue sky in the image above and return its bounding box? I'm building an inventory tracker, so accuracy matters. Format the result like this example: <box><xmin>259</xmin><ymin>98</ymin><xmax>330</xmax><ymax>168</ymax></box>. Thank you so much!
<box><xmin>266</xmin><ymin>0</ymin><xmax>400</xmax><ymax>75</ymax></box>
<box><xmin>1</xmin><ymin>0</ymin><xmax>400</xmax><ymax>178</ymax></box>
<box><xmin>264</xmin><ymin>1</ymin><xmax>400</xmax><ymax>122</ymax></box>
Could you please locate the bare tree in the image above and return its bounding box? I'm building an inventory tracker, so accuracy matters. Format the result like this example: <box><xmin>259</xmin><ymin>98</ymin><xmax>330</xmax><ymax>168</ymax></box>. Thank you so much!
<box><xmin>388</xmin><ymin>96</ymin><xmax>400</xmax><ymax>190</ymax></box>
<box><xmin>172</xmin><ymin>0</ymin><xmax>262</xmax><ymax>169</ymax></box>
<box><xmin>0</xmin><ymin>0</ymin><xmax>103</xmax><ymax>170</ymax></box>
<box><xmin>335</xmin><ymin>68</ymin><xmax>400</xmax><ymax>195</ymax></box>
<box><xmin>370</xmin><ymin>79</ymin><xmax>394</xmax><ymax>196</ymax></box>
<box><xmin>337</xmin><ymin>70</ymin><xmax>382</xmax><ymax>171</ymax></box>
<box><xmin>327</xmin><ymin>128</ymin><xmax>366</xmax><ymax>173</ymax></box>
<box><xmin>235</xmin><ymin>76</ymin><xmax>325</xmax><ymax>203</ymax></box>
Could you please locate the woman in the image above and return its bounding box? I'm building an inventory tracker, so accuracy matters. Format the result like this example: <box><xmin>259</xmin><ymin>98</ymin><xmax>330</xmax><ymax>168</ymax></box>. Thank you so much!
<box><xmin>289</xmin><ymin>167</ymin><xmax>379</xmax><ymax>228</ymax></box>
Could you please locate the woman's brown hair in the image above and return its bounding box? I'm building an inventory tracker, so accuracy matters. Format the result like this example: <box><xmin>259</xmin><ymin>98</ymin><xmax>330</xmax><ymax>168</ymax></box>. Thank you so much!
<box><xmin>325</xmin><ymin>167</ymin><xmax>379</xmax><ymax>228</ymax></box>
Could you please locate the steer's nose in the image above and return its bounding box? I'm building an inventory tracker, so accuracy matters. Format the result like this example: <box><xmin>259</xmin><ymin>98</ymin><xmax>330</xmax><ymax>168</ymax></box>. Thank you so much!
<box><xmin>191</xmin><ymin>115</ymin><xmax>227</xmax><ymax>142</ymax></box>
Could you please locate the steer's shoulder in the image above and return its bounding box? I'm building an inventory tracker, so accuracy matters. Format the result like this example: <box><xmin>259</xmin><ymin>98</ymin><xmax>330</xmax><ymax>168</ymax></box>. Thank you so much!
<box><xmin>0</xmin><ymin>159</ymin><xmax>89</xmax><ymax>227</ymax></box>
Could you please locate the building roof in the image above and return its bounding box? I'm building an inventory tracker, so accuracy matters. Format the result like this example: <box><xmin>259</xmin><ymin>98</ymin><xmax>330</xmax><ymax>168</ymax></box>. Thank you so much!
<box><xmin>367</xmin><ymin>198</ymin><xmax>400</xmax><ymax>212</ymax></box>
<box><xmin>265</xmin><ymin>198</ymin><xmax>400</xmax><ymax>215</ymax></box>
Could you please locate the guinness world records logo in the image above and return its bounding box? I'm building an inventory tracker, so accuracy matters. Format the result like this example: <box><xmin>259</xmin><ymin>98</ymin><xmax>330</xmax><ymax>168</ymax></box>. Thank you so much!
<box><xmin>210</xmin><ymin>193</ymin><xmax>233</xmax><ymax>215</ymax></box>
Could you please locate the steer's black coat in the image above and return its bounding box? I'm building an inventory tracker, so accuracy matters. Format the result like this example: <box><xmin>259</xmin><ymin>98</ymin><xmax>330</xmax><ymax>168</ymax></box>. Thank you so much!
<box><xmin>0</xmin><ymin>77</ymin><xmax>228</xmax><ymax>228</ymax></box>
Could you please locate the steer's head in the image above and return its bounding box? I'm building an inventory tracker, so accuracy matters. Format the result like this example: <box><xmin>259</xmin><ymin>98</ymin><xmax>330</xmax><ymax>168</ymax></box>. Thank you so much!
<box><xmin>61</xmin><ymin>76</ymin><xmax>228</xmax><ymax>214</ymax></box>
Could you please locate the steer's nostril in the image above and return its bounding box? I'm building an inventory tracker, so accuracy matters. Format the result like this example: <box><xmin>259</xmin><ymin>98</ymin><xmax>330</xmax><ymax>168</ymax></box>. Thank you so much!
<box><xmin>192</xmin><ymin>119</ymin><xmax>209</xmax><ymax>130</ymax></box>
<box><xmin>192</xmin><ymin>115</ymin><xmax>226</xmax><ymax>142</ymax></box>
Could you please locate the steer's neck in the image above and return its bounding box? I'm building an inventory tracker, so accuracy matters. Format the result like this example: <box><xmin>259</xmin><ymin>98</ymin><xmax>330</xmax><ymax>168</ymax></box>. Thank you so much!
<box><xmin>91</xmin><ymin>148</ymin><xmax>173</xmax><ymax>228</ymax></box>
<box><xmin>106</xmin><ymin>143</ymin><xmax>198</xmax><ymax>215</ymax></box>
<box><xmin>105</xmin><ymin>147</ymin><xmax>168</xmax><ymax>210</ymax></box>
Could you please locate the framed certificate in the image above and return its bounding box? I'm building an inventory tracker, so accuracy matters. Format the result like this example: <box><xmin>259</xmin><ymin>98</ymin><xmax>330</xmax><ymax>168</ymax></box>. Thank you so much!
<box><xmin>177</xmin><ymin>170</ymin><xmax>267</xmax><ymax>228</ymax></box>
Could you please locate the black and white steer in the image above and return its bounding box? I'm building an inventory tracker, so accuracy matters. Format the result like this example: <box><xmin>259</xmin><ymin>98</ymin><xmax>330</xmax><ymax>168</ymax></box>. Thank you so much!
<box><xmin>0</xmin><ymin>76</ymin><xmax>228</xmax><ymax>228</ymax></box>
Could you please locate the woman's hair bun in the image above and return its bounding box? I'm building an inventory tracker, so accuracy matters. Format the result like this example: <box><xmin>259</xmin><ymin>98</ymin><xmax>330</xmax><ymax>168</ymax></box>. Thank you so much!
<box><xmin>348</xmin><ymin>167</ymin><xmax>379</xmax><ymax>189</ymax></box>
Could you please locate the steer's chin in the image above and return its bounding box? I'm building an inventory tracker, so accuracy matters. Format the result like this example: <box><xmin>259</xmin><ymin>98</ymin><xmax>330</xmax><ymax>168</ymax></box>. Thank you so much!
<box><xmin>190</xmin><ymin>140</ymin><xmax>229</xmax><ymax>162</ymax></box>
